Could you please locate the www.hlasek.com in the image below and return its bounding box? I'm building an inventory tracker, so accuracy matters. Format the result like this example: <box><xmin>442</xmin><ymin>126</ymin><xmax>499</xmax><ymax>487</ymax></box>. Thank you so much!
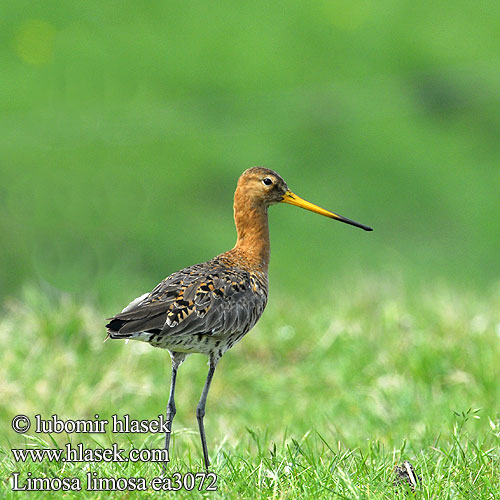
<box><xmin>10</xmin><ymin>414</ymin><xmax>217</xmax><ymax>492</ymax></box>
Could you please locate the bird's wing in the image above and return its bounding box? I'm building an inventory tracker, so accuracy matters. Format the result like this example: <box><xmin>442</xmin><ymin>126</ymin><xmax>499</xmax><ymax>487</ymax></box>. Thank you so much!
<box><xmin>106</xmin><ymin>261</ymin><xmax>268</xmax><ymax>338</ymax></box>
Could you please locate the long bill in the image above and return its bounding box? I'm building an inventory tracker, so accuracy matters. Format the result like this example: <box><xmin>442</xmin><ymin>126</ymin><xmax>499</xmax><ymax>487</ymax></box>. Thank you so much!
<box><xmin>281</xmin><ymin>190</ymin><xmax>373</xmax><ymax>231</ymax></box>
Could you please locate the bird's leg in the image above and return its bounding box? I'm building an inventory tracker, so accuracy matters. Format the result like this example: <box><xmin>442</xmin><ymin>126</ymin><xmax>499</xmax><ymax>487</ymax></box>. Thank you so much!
<box><xmin>163</xmin><ymin>352</ymin><xmax>185</xmax><ymax>473</ymax></box>
<box><xmin>196</xmin><ymin>354</ymin><xmax>218</xmax><ymax>470</ymax></box>
<box><xmin>164</xmin><ymin>367</ymin><xmax>178</xmax><ymax>454</ymax></box>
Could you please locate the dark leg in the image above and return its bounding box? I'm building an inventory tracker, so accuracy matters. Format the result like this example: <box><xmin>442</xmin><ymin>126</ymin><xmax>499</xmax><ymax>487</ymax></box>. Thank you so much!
<box><xmin>196</xmin><ymin>355</ymin><xmax>218</xmax><ymax>470</ymax></box>
<box><xmin>162</xmin><ymin>352</ymin><xmax>185</xmax><ymax>472</ymax></box>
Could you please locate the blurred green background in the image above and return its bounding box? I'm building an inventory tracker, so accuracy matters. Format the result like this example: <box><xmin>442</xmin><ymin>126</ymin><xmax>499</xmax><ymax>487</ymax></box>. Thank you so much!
<box><xmin>1</xmin><ymin>0</ymin><xmax>499</xmax><ymax>309</ymax></box>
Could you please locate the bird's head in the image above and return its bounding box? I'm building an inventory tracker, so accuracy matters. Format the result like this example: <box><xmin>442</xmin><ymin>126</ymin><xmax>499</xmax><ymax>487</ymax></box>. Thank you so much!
<box><xmin>236</xmin><ymin>167</ymin><xmax>289</xmax><ymax>206</ymax></box>
<box><xmin>236</xmin><ymin>167</ymin><xmax>373</xmax><ymax>231</ymax></box>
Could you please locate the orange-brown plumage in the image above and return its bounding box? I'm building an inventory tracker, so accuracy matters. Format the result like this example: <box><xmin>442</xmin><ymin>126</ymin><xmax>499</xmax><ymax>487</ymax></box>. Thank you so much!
<box><xmin>231</xmin><ymin>167</ymin><xmax>287</xmax><ymax>271</ymax></box>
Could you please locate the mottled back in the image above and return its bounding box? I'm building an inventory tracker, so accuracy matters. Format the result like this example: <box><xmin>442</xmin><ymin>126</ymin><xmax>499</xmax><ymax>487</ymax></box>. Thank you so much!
<box><xmin>106</xmin><ymin>250</ymin><xmax>268</xmax><ymax>357</ymax></box>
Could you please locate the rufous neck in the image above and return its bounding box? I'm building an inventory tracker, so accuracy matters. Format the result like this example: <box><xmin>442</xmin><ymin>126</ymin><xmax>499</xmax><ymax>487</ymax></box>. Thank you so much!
<box><xmin>233</xmin><ymin>192</ymin><xmax>270</xmax><ymax>271</ymax></box>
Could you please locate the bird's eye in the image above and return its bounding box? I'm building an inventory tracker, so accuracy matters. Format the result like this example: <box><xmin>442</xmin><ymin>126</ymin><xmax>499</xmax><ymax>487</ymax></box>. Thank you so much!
<box><xmin>262</xmin><ymin>177</ymin><xmax>273</xmax><ymax>186</ymax></box>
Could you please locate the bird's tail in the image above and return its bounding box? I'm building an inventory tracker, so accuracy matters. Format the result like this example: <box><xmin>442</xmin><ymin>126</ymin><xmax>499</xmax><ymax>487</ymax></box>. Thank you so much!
<box><xmin>105</xmin><ymin>318</ymin><xmax>134</xmax><ymax>339</ymax></box>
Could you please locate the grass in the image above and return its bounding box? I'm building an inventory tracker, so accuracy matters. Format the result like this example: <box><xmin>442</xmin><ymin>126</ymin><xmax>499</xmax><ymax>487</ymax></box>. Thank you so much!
<box><xmin>1</xmin><ymin>278</ymin><xmax>500</xmax><ymax>498</ymax></box>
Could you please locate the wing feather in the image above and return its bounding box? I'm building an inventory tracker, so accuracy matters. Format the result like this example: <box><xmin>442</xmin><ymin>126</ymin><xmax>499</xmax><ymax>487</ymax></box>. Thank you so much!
<box><xmin>106</xmin><ymin>258</ymin><xmax>268</xmax><ymax>340</ymax></box>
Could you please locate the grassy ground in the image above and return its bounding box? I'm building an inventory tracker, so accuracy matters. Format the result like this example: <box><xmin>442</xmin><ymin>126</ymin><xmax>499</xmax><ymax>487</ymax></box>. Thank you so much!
<box><xmin>1</xmin><ymin>277</ymin><xmax>499</xmax><ymax>498</ymax></box>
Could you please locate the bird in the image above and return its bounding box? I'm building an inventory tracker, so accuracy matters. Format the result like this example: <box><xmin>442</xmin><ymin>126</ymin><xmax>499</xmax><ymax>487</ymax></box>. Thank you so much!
<box><xmin>105</xmin><ymin>167</ymin><xmax>372</xmax><ymax>470</ymax></box>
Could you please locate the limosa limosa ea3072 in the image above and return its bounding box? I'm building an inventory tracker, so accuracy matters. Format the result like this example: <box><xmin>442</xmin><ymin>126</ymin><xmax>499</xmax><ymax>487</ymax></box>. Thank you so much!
<box><xmin>105</xmin><ymin>167</ymin><xmax>372</xmax><ymax>470</ymax></box>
